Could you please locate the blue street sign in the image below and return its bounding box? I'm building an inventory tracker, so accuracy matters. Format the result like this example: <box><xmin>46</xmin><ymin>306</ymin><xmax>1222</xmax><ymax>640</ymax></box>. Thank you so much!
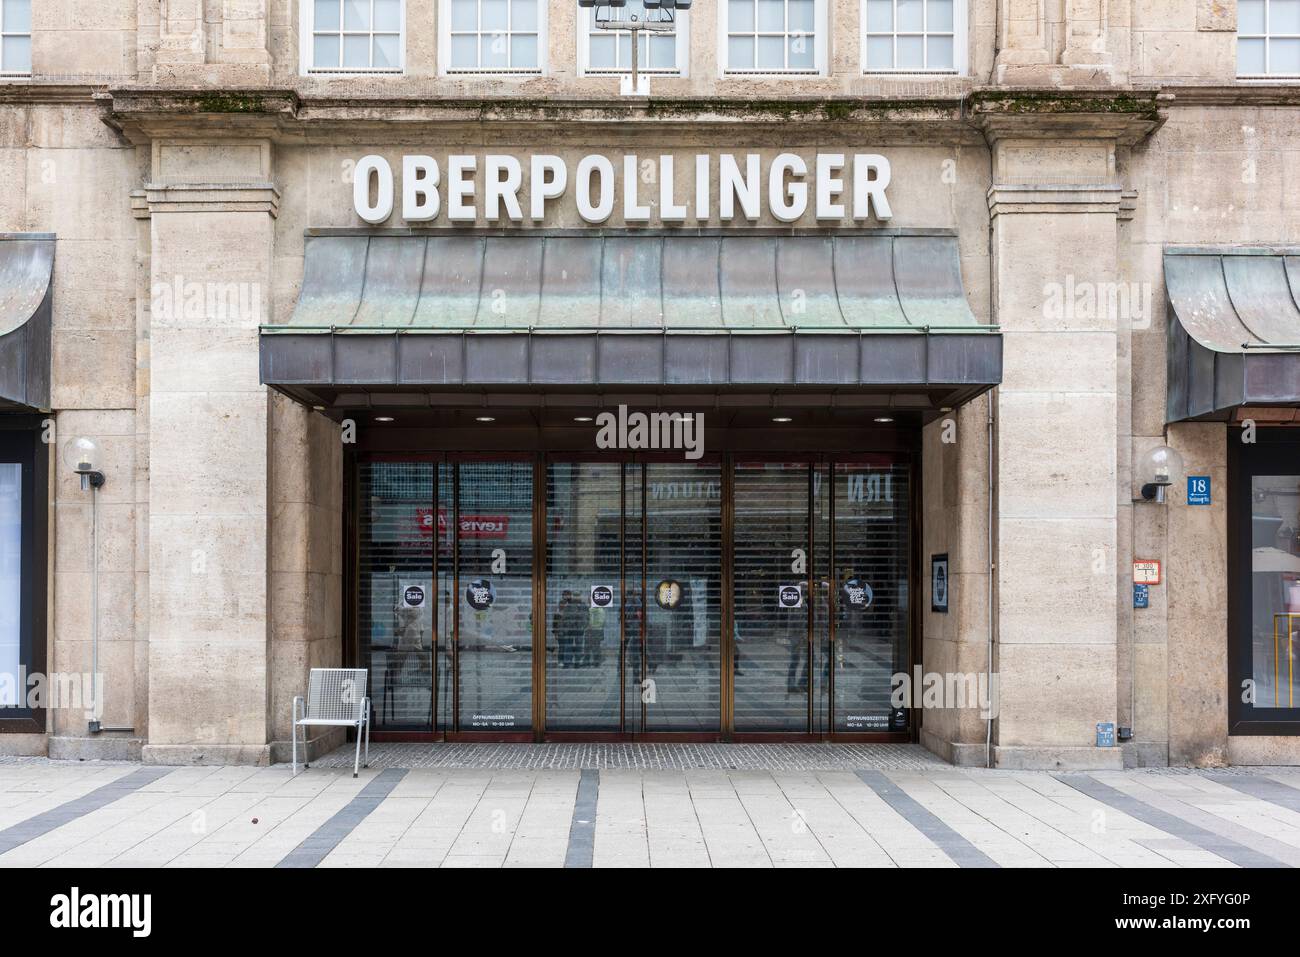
<box><xmin>1134</xmin><ymin>584</ymin><xmax>1149</xmax><ymax>609</ymax></box>
<box><xmin>1096</xmin><ymin>722</ymin><xmax>1116</xmax><ymax>748</ymax></box>
<box><xmin>1187</xmin><ymin>475</ymin><xmax>1211</xmax><ymax>506</ymax></box>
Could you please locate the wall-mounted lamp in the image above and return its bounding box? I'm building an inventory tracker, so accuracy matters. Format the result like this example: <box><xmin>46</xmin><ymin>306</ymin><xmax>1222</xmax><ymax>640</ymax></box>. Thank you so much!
<box><xmin>1138</xmin><ymin>445</ymin><xmax>1185</xmax><ymax>504</ymax></box>
<box><xmin>64</xmin><ymin>436</ymin><xmax>105</xmax><ymax>491</ymax></box>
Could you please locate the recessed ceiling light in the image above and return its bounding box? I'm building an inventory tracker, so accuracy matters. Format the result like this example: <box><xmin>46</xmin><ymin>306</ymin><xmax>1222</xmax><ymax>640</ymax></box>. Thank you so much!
<box><xmin>375</xmin><ymin>416</ymin><xmax>395</xmax><ymax>423</ymax></box>
<box><xmin>475</xmin><ymin>416</ymin><xmax>496</xmax><ymax>423</ymax></box>
<box><xmin>874</xmin><ymin>416</ymin><xmax>894</xmax><ymax>424</ymax></box>
<box><xmin>772</xmin><ymin>416</ymin><xmax>793</xmax><ymax>423</ymax></box>
<box><xmin>312</xmin><ymin>405</ymin><xmax>325</xmax><ymax>411</ymax></box>
<box><xmin>574</xmin><ymin>416</ymin><xmax>594</xmax><ymax>423</ymax></box>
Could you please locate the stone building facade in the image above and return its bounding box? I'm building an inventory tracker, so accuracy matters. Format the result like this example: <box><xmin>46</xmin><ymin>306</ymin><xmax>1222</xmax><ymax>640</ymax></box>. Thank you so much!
<box><xmin>0</xmin><ymin>0</ymin><xmax>1297</xmax><ymax>769</ymax></box>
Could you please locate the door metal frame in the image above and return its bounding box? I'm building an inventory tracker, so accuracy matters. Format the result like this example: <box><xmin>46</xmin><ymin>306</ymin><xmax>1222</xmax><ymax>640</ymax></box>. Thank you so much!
<box><xmin>348</xmin><ymin>442</ymin><xmax>918</xmax><ymax>744</ymax></box>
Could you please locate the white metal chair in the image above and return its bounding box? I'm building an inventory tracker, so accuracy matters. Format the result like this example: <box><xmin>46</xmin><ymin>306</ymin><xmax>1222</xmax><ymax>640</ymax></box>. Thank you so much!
<box><xmin>292</xmin><ymin>668</ymin><xmax>371</xmax><ymax>778</ymax></box>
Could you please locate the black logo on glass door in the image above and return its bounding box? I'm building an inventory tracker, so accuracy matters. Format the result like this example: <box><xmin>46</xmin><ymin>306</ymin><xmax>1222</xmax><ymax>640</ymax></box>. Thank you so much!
<box><xmin>466</xmin><ymin>578</ymin><xmax>496</xmax><ymax>611</ymax></box>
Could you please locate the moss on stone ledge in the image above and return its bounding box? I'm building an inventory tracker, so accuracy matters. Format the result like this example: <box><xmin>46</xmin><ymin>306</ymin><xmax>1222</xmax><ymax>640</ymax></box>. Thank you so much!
<box><xmin>191</xmin><ymin>92</ymin><xmax>269</xmax><ymax>113</ymax></box>
<box><xmin>968</xmin><ymin>90</ymin><xmax>1160</xmax><ymax>120</ymax></box>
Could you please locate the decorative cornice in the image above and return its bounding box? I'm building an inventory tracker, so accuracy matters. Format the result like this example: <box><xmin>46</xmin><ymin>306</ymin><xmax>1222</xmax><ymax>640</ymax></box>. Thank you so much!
<box><xmin>987</xmin><ymin>184</ymin><xmax>1125</xmax><ymax>218</ymax></box>
<box><xmin>1118</xmin><ymin>189</ymin><xmax>1139</xmax><ymax>222</ymax></box>
<box><xmin>0</xmin><ymin>82</ymin><xmax>103</xmax><ymax>105</ymax></box>
<box><xmin>1154</xmin><ymin>83</ymin><xmax>1300</xmax><ymax>107</ymax></box>
<box><xmin>100</xmin><ymin>85</ymin><xmax>1169</xmax><ymax>147</ymax></box>
<box><xmin>129</xmin><ymin>188</ymin><xmax>150</xmax><ymax>221</ymax></box>
<box><xmin>967</xmin><ymin>89</ymin><xmax>1163</xmax><ymax>145</ymax></box>
<box><xmin>144</xmin><ymin>182</ymin><xmax>281</xmax><ymax>217</ymax></box>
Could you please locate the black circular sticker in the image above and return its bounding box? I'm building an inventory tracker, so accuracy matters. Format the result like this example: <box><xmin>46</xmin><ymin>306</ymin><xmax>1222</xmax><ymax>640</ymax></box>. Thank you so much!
<box><xmin>655</xmin><ymin>579</ymin><xmax>682</xmax><ymax>610</ymax></box>
<box><xmin>590</xmin><ymin>585</ymin><xmax>614</xmax><ymax>608</ymax></box>
<box><xmin>841</xmin><ymin>577</ymin><xmax>873</xmax><ymax>608</ymax></box>
<box><xmin>466</xmin><ymin>578</ymin><xmax>495</xmax><ymax>611</ymax></box>
<box><xmin>778</xmin><ymin>585</ymin><xmax>803</xmax><ymax>609</ymax></box>
<box><xmin>403</xmin><ymin>584</ymin><xmax>426</xmax><ymax>608</ymax></box>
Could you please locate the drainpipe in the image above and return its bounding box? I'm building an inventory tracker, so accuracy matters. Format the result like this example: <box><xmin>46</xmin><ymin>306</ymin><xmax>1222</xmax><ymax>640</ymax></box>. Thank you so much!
<box><xmin>986</xmin><ymin>391</ymin><xmax>996</xmax><ymax>768</ymax></box>
<box><xmin>87</xmin><ymin>483</ymin><xmax>133</xmax><ymax>734</ymax></box>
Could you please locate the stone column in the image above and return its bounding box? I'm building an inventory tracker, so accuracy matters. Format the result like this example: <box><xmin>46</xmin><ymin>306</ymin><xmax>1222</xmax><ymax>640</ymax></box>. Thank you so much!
<box><xmin>141</xmin><ymin>142</ymin><xmax>279</xmax><ymax>766</ymax></box>
<box><xmin>986</xmin><ymin>139</ymin><xmax>1124</xmax><ymax>770</ymax></box>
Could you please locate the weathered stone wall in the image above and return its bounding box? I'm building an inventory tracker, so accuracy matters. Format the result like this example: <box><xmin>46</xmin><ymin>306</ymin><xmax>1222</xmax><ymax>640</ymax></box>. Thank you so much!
<box><xmin>0</xmin><ymin>0</ymin><xmax>1296</xmax><ymax>766</ymax></box>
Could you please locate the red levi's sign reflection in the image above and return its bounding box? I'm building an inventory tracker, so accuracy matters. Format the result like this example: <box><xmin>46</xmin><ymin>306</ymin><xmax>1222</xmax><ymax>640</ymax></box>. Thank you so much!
<box><xmin>413</xmin><ymin>508</ymin><xmax>510</xmax><ymax>540</ymax></box>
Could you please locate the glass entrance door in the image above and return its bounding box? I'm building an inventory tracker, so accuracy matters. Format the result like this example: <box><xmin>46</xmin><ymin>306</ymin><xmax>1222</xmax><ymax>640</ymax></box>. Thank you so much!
<box><xmin>543</xmin><ymin>459</ymin><xmax>722</xmax><ymax>734</ymax></box>
<box><xmin>355</xmin><ymin>451</ymin><xmax>911</xmax><ymax>739</ymax></box>
<box><xmin>455</xmin><ymin>460</ymin><xmax>534</xmax><ymax>732</ymax></box>
<box><xmin>831</xmin><ymin>459</ymin><xmax>912</xmax><ymax>733</ymax></box>
<box><xmin>733</xmin><ymin>462</ymin><xmax>813</xmax><ymax>732</ymax></box>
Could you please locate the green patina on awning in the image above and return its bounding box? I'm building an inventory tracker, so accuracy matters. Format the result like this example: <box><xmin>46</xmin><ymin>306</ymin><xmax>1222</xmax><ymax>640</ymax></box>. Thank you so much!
<box><xmin>272</xmin><ymin>230</ymin><xmax>989</xmax><ymax>334</ymax></box>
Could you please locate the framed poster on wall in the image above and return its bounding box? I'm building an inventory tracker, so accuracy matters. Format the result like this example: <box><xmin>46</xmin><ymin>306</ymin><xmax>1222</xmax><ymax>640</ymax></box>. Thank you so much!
<box><xmin>931</xmin><ymin>554</ymin><xmax>950</xmax><ymax>614</ymax></box>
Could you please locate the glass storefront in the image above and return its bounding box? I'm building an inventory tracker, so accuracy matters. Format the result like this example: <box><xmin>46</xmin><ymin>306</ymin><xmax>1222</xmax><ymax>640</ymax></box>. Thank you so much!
<box><xmin>1231</xmin><ymin>429</ymin><xmax>1300</xmax><ymax>733</ymax></box>
<box><xmin>352</xmin><ymin>450</ymin><xmax>914</xmax><ymax>739</ymax></box>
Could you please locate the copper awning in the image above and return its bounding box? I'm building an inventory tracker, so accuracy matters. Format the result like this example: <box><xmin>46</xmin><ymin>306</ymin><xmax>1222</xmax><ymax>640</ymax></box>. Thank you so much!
<box><xmin>1166</xmin><ymin>246</ymin><xmax>1300</xmax><ymax>422</ymax></box>
<box><xmin>0</xmin><ymin>234</ymin><xmax>54</xmax><ymax>412</ymax></box>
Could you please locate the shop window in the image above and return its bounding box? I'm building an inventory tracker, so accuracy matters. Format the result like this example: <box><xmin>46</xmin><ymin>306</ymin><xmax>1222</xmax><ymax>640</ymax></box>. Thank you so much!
<box><xmin>862</xmin><ymin>0</ymin><xmax>964</xmax><ymax>74</ymax></box>
<box><xmin>1239</xmin><ymin>0</ymin><xmax>1300</xmax><ymax>77</ymax></box>
<box><xmin>0</xmin><ymin>0</ymin><xmax>31</xmax><ymax>76</ymax></box>
<box><xmin>721</xmin><ymin>0</ymin><xmax>827</xmax><ymax>75</ymax></box>
<box><xmin>578</xmin><ymin>3</ymin><xmax>688</xmax><ymax>76</ymax></box>
<box><xmin>304</xmin><ymin>0</ymin><xmax>404</xmax><ymax>74</ymax></box>
<box><xmin>442</xmin><ymin>0</ymin><xmax>545</xmax><ymax>74</ymax></box>
<box><xmin>1231</xmin><ymin>431</ymin><xmax>1300</xmax><ymax>733</ymax></box>
<box><xmin>0</xmin><ymin>425</ymin><xmax>45</xmax><ymax>732</ymax></box>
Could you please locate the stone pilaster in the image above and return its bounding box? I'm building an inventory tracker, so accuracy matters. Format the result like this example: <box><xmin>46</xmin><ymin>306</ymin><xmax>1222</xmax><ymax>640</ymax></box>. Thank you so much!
<box><xmin>153</xmin><ymin>0</ymin><xmax>272</xmax><ymax>85</ymax></box>
<box><xmin>987</xmin><ymin>160</ymin><xmax>1125</xmax><ymax>769</ymax></box>
<box><xmin>141</xmin><ymin>143</ymin><xmax>278</xmax><ymax>766</ymax></box>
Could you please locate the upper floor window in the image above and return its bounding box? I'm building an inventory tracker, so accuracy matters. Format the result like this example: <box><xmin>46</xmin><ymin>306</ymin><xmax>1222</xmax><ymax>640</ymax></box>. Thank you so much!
<box><xmin>305</xmin><ymin>0</ymin><xmax>404</xmax><ymax>74</ymax></box>
<box><xmin>721</xmin><ymin>0</ymin><xmax>827</xmax><ymax>75</ymax></box>
<box><xmin>0</xmin><ymin>0</ymin><xmax>31</xmax><ymax>76</ymax></box>
<box><xmin>579</xmin><ymin>4</ymin><xmax>689</xmax><ymax>75</ymax></box>
<box><xmin>862</xmin><ymin>0</ymin><xmax>963</xmax><ymax>73</ymax></box>
<box><xmin>443</xmin><ymin>0</ymin><xmax>545</xmax><ymax>74</ymax></box>
<box><xmin>1239</xmin><ymin>0</ymin><xmax>1300</xmax><ymax>77</ymax></box>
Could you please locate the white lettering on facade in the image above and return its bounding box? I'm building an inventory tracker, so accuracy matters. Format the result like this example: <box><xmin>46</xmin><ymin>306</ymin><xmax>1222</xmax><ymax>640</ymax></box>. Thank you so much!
<box><xmin>352</xmin><ymin>152</ymin><xmax>894</xmax><ymax>226</ymax></box>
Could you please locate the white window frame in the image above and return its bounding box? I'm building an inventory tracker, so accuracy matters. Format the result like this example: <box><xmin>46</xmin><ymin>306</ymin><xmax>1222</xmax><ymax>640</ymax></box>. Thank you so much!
<box><xmin>1237</xmin><ymin>0</ymin><xmax>1300</xmax><ymax>79</ymax></box>
<box><xmin>860</xmin><ymin>0</ymin><xmax>966</xmax><ymax>75</ymax></box>
<box><xmin>578</xmin><ymin>4</ymin><xmax>690</xmax><ymax>77</ymax></box>
<box><xmin>300</xmin><ymin>0</ymin><xmax>406</xmax><ymax>76</ymax></box>
<box><xmin>0</xmin><ymin>0</ymin><xmax>32</xmax><ymax>77</ymax></box>
<box><xmin>440</xmin><ymin>0</ymin><xmax>548</xmax><ymax>76</ymax></box>
<box><xmin>719</xmin><ymin>0</ymin><xmax>829</xmax><ymax>76</ymax></box>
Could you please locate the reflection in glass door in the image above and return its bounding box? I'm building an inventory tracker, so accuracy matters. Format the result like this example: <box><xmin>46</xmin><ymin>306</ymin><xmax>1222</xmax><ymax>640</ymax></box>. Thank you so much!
<box><xmin>545</xmin><ymin>462</ymin><xmax>622</xmax><ymax>730</ymax></box>
<box><xmin>358</xmin><ymin>460</ymin><xmax>436</xmax><ymax>732</ymax></box>
<box><xmin>733</xmin><ymin>462</ymin><xmax>812</xmax><ymax>732</ymax></box>
<box><xmin>832</xmin><ymin>460</ymin><xmax>912</xmax><ymax>733</ymax></box>
<box><xmin>644</xmin><ymin>462</ymin><xmax>722</xmax><ymax>732</ymax></box>
<box><xmin>456</xmin><ymin>460</ymin><xmax>534</xmax><ymax>731</ymax></box>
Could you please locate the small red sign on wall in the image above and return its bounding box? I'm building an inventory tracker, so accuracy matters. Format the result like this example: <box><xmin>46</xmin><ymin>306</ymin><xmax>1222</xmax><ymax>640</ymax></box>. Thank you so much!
<box><xmin>1132</xmin><ymin>560</ymin><xmax>1162</xmax><ymax>586</ymax></box>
